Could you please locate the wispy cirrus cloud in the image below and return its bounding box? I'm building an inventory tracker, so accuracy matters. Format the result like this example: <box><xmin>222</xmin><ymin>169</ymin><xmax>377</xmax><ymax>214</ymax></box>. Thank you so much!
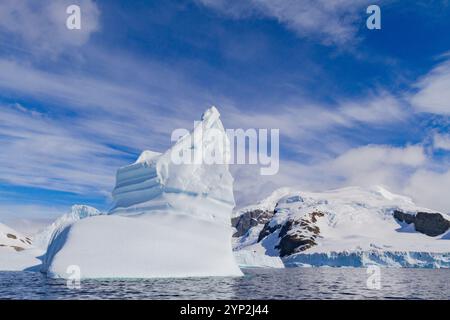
<box><xmin>223</xmin><ymin>91</ymin><xmax>410</xmax><ymax>162</ymax></box>
<box><xmin>195</xmin><ymin>0</ymin><xmax>371</xmax><ymax>45</ymax></box>
<box><xmin>410</xmin><ymin>57</ymin><xmax>450</xmax><ymax>115</ymax></box>
<box><xmin>0</xmin><ymin>50</ymin><xmax>217</xmax><ymax>197</ymax></box>
<box><xmin>0</xmin><ymin>55</ymin><xmax>212</xmax><ymax>149</ymax></box>
<box><xmin>434</xmin><ymin>133</ymin><xmax>450</xmax><ymax>151</ymax></box>
<box><xmin>0</xmin><ymin>104</ymin><xmax>120</xmax><ymax>195</ymax></box>
<box><xmin>0</xmin><ymin>0</ymin><xmax>100</xmax><ymax>56</ymax></box>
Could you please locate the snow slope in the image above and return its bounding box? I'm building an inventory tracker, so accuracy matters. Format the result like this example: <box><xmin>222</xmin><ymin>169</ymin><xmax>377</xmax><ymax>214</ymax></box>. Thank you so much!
<box><xmin>44</xmin><ymin>107</ymin><xmax>242</xmax><ymax>278</ymax></box>
<box><xmin>33</xmin><ymin>205</ymin><xmax>102</xmax><ymax>250</ymax></box>
<box><xmin>0</xmin><ymin>223</ymin><xmax>41</xmax><ymax>271</ymax></box>
<box><xmin>233</xmin><ymin>186</ymin><xmax>450</xmax><ymax>268</ymax></box>
<box><xmin>0</xmin><ymin>222</ymin><xmax>32</xmax><ymax>250</ymax></box>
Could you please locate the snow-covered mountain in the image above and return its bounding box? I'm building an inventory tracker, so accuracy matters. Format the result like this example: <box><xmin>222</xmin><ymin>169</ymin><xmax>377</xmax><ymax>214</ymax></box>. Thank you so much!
<box><xmin>233</xmin><ymin>186</ymin><xmax>450</xmax><ymax>268</ymax></box>
<box><xmin>0</xmin><ymin>222</ymin><xmax>32</xmax><ymax>251</ymax></box>
<box><xmin>0</xmin><ymin>222</ymin><xmax>41</xmax><ymax>270</ymax></box>
<box><xmin>44</xmin><ymin>107</ymin><xmax>242</xmax><ymax>278</ymax></box>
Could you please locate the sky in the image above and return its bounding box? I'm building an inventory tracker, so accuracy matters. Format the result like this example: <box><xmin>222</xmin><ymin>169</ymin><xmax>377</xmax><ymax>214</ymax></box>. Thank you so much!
<box><xmin>0</xmin><ymin>0</ymin><xmax>449</xmax><ymax>231</ymax></box>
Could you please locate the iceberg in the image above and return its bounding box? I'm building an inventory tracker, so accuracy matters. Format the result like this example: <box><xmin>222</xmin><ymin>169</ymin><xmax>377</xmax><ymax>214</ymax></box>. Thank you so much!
<box><xmin>33</xmin><ymin>205</ymin><xmax>102</xmax><ymax>250</ymax></box>
<box><xmin>44</xmin><ymin>107</ymin><xmax>242</xmax><ymax>278</ymax></box>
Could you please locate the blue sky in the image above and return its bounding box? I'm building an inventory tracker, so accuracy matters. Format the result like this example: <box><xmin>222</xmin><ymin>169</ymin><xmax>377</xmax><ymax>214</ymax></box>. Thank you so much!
<box><xmin>0</xmin><ymin>0</ymin><xmax>449</xmax><ymax>229</ymax></box>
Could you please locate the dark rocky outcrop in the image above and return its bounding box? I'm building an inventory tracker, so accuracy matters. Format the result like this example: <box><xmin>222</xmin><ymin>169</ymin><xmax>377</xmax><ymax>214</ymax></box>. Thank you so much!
<box><xmin>393</xmin><ymin>210</ymin><xmax>415</xmax><ymax>225</ymax></box>
<box><xmin>275</xmin><ymin>211</ymin><xmax>324</xmax><ymax>257</ymax></box>
<box><xmin>0</xmin><ymin>244</ymin><xmax>25</xmax><ymax>251</ymax></box>
<box><xmin>258</xmin><ymin>222</ymin><xmax>282</xmax><ymax>242</ymax></box>
<box><xmin>415</xmin><ymin>212</ymin><xmax>450</xmax><ymax>236</ymax></box>
<box><xmin>232</xmin><ymin>209</ymin><xmax>274</xmax><ymax>237</ymax></box>
<box><xmin>394</xmin><ymin>210</ymin><xmax>450</xmax><ymax>237</ymax></box>
<box><xmin>6</xmin><ymin>233</ymin><xmax>17</xmax><ymax>239</ymax></box>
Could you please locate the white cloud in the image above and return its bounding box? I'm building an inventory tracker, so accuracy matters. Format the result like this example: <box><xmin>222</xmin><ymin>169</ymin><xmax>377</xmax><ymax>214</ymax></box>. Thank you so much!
<box><xmin>332</xmin><ymin>144</ymin><xmax>426</xmax><ymax>171</ymax></box>
<box><xmin>0</xmin><ymin>104</ymin><xmax>121</xmax><ymax>195</ymax></box>
<box><xmin>433</xmin><ymin>133</ymin><xmax>450</xmax><ymax>151</ymax></box>
<box><xmin>329</xmin><ymin>145</ymin><xmax>426</xmax><ymax>191</ymax></box>
<box><xmin>196</xmin><ymin>0</ymin><xmax>370</xmax><ymax>45</ymax></box>
<box><xmin>223</xmin><ymin>92</ymin><xmax>409</xmax><ymax>161</ymax></box>
<box><xmin>233</xmin><ymin>143</ymin><xmax>450</xmax><ymax>213</ymax></box>
<box><xmin>339</xmin><ymin>93</ymin><xmax>408</xmax><ymax>124</ymax></box>
<box><xmin>232</xmin><ymin>144</ymin><xmax>427</xmax><ymax>206</ymax></box>
<box><xmin>0</xmin><ymin>0</ymin><xmax>100</xmax><ymax>55</ymax></box>
<box><xmin>405</xmin><ymin>169</ymin><xmax>450</xmax><ymax>213</ymax></box>
<box><xmin>410</xmin><ymin>59</ymin><xmax>450</xmax><ymax>115</ymax></box>
<box><xmin>0</xmin><ymin>56</ymin><xmax>212</xmax><ymax>151</ymax></box>
<box><xmin>0</xmin><ymin>54</ymin><xmax>229</xmax><ymax>198</ymax></box>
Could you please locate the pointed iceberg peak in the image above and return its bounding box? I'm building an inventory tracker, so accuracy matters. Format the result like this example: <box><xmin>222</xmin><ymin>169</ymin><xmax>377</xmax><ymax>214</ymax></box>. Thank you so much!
<box><xmin>111</xmin><ymin>105</ymin><xmax>235</xmax><ymax>217</ymax></box>
<box><xmin>197</xmin><ymin>106</ymin><xmax>226</xmax><ymax>135</ymax></box>
<box><xmin>201</xmin><ymin>105</ymin><xmax>220</xmax><ymax>122</ymax></box>
<box><xmin>134</xmin><ymin>150</ymin><xmax>161</xmax><ymax>164</ymax></box>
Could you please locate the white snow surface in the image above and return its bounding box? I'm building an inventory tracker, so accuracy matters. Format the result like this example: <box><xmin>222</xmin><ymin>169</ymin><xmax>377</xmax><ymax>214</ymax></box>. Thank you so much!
<box><xmin>44</xmin><ymin>107</ymin><xmax>242</xmax><ymax>278</ymax></box>
<box><xmin>33</xmin><ymin>205</ymin><xmax>102</xmax><ymax>250</ymax></box>
<box><xmin>235</xmin><ymin>185</ymin><xmax>450</xmax><ymax>268</ymax></box>
<box><xmin>0</xmin><ymin>222</ymin><xmax>32</xmax><ymax>249</ymax></box>
<box><xmin>0</xmin><ymin>222</ymin><xmax>41</xmax><ymax>271</ymax></box>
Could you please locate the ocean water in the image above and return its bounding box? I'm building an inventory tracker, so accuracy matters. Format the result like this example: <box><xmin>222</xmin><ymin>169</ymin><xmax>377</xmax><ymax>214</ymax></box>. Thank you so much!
<box><xmin>0</xmin><ymin>268</ymin><xmax>449</xmax><ymax>300</ymax></box>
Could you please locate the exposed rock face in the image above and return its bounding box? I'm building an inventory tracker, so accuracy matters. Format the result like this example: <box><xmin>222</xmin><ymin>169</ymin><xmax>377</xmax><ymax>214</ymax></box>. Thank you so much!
<box><xmin>0</xmin><ymin>224</ymin><xmax>32</xmax><ymax>253</ymax></box>
<box><xmin>254</xmin><ymin>207</ymin><xmax>325</xmax><ymax>256</ymax></box>
<box><xmin>415</xmin><ymin>212</ymin><xmax>450</xmax><ymax>236</ymax></box>
<box><xmin>232</xmin><ymin>209</ymin><xmax>274</xmax><ymax>237</ymax></box>
<box><xmin>393</xmin><ymin>210</ymin><xmax>415</xmax><ymax>224</ymax></box>
<box><xmin>257</xmin><ymin>221</ymin><xmax>281</xmax><ymax>242</ymax></box>
<box><xmin>275</xmin><ymin>211</ymin><xmax>324</xmax><ymax>257</ymax></box>
<box><xmin>394</xmin><ymin>210</ymin><xmax>450</xmax><ymax>237</ymax></box>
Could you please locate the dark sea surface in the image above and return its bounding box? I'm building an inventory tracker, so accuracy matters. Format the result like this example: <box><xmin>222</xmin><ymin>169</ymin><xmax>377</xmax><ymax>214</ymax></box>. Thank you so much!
<box><xmin>1</xmin><ymin>268</ymin><xmax>449</xmax><ymax>300</ymax></box>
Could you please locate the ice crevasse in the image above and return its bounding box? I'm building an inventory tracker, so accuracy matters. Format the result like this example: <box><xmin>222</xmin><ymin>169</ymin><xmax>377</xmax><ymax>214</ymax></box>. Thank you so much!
<box><xmin>44</xmin><ymin>107</ymin><xmax>243</xmax><ymax>278</ymax></box>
